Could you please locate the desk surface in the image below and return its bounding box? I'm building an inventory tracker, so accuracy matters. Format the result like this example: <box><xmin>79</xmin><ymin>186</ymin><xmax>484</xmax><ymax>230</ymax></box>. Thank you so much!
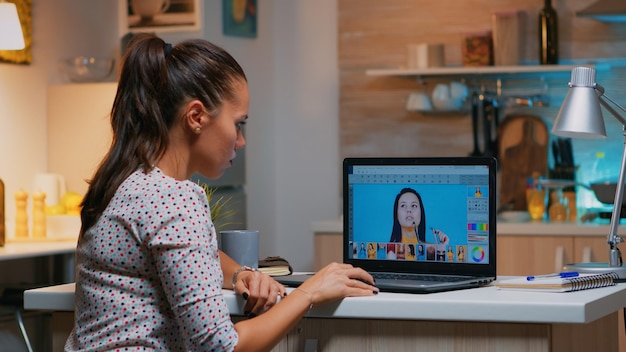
<box><xmin>0</xmin><ymin>240</ymin><xmax>77</xmax><ymax>261</ymax></box>
<box><xmin>24</xmin><ymin>280</ymin><xmax>626</xmax><ymax>324</ymax></box>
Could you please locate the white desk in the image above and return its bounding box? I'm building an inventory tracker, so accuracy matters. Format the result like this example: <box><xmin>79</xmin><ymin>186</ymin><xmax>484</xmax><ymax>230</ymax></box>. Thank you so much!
<box><xmin>25</xmin><ymin>281</ymin><xmax>626</xmax><ymax>352</ymax></box>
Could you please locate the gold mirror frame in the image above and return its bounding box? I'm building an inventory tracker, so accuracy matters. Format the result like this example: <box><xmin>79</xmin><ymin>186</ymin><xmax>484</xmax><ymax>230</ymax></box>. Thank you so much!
<box><xmin>0</xmin><ymin>0</ymin><xmax>32</xmax><ymax>65</ymax></box>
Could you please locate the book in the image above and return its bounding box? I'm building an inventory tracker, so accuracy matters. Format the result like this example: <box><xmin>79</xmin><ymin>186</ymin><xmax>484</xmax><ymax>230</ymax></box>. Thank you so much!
<box><xmin>496</xmin><ymin>272</ymin><xmax>619</xmax><ymax>292</ymax></box>
<box><xmin>258</xmin><ymin>256</ymin><xmax>293</xmax><ymax>277</ymax></box>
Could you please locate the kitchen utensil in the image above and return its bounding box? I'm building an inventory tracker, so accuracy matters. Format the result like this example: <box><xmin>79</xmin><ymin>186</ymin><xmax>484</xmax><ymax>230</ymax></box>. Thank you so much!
<box><xmin>590</xmin><ymin>182</ymin><xmax>626</xmax><ymax>206</ymax></box>
<box><xmin>469</xmin><ymin>92</ymin><xmax>482</xmax><ymax>156</ymax></box>
<box><xmin>498</xmin><ymin>115</ymin><xmax>548</xmax><ymax>210</ymax></box>
<box><xmin>59</xmin><ymin>57</ymin><xmax>115</xmax><ymax>83</ymax></box>
<box><xmin>533</xmin><ymin>178</ymin><xmax>626</xmax><ymax>207</ymax></box>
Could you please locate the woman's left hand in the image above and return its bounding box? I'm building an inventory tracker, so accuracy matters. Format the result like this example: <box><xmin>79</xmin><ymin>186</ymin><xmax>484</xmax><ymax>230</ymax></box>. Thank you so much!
<box><xmin>233</xmin><ymin>270</ymin><xmax>287</xmax><ymax>316</ymax></box>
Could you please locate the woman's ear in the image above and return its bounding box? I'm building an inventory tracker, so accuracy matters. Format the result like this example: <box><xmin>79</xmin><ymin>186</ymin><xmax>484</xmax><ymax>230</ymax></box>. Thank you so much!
<box><xmin>183</xmin><ymin>100</ymin><xmax>207</xmax><ymax>133</ymax></box>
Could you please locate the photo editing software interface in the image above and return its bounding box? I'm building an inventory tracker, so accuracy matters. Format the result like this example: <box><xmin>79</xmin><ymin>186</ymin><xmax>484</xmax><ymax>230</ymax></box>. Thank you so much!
<box><xmin>347</xmin><ymin>164</ymin><xmax>490</xmax><ymax>264</ymax></box>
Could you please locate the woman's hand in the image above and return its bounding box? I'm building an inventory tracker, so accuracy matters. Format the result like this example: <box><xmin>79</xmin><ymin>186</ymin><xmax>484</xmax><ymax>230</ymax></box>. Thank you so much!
<box><xmin>431</xmin><ymin>228</ymin><xmax>449</xmax><ymax>245</ymax></box>
<box><xmin>297</xmin><ymin>263</ymin><xmax>378</xmax><ymax>306</ymax></box>
<box><xmin>233</xmin><ymin>270</ymin><xmax>287</xmax><ymax>317</ymax></box>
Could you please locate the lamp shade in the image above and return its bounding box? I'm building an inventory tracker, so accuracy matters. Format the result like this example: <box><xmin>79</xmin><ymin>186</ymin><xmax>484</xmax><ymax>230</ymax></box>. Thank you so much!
<box><xmin>0</xmin><ymin>2</ymin><xmax>24</xmax><ymax>50</ymax></box>
<box><xmin>552</xmin><ymin>66</ymin><xmax>607</xmax><ymax>139</ymax></box>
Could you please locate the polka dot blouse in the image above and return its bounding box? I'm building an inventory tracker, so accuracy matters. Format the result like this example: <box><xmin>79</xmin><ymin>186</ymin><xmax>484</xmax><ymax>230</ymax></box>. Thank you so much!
<box><xmin>65</xmin><ymin>168</ymin><xmax>238</xmax><ymax>351</ymax></box>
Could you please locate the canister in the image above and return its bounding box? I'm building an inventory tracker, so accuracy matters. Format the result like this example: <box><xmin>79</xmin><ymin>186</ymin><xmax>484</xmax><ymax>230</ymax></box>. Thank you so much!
<box><xmin>462</xmin><ymin>30</ymin><xmax>493</xmax><ymax>66</ymax></box>
<box><xmin>492</xmin><ymin>10</ymin><xmax>522</xmax><ymax>66</ymax></box>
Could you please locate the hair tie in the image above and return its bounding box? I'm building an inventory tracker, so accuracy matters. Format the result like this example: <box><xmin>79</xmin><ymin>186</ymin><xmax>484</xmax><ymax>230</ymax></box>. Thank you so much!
<box><xmin>164</xmin><ymin>43</ymin><xmax>173</xmax><ymax>55</ymax></box>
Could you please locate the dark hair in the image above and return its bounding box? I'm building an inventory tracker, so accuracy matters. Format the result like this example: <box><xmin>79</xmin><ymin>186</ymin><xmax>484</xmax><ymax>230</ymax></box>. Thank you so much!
<box><xmin>389</xmin><ymin>187</ymin><xmax>426</xmax><ymax>242</ymax></box>
<box><xmin>80</xmin><ymin>33</ymin><xmax>247</xmax><ymax>236</ymax></box>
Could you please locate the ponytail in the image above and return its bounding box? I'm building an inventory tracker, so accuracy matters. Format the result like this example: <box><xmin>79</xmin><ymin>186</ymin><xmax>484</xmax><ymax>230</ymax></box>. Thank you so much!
<box><xmin>80</xmin><ymin>33</ymin><xmax>246</xmax><ymax>236</ymax></box>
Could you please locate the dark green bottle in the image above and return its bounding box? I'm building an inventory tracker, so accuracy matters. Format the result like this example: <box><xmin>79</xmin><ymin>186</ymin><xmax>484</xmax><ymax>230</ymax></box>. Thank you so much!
<box><xmin>0</xmin><ymin>178</ymin><xmax>4</xmax><ymax>247</ymax></box>
<box><xmin>539</xmin><ymin>0</ymin><xmax>558</xmax><ymax>64</ymax></box>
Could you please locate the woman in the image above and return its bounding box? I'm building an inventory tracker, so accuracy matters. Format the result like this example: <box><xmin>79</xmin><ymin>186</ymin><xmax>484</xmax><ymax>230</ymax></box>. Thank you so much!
<box><xmin>389</xmin><ymin>188</ymin><xmax>449</xmax><ymax>245</ymax></box>
<box><xmin>65</xmin><ymin>34</ymin><xmax>377</xmax><ymax>351</ymax></box>
<box><xmin>389</xmin><ymin>188</ymin><xmax>425</xmax><ymax>243</ymax></box>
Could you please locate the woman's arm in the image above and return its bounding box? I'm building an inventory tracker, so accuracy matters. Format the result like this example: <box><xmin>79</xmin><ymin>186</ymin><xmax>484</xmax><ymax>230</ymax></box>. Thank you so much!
<box><xmin>233</xmin><ymin>263</ymin><xmax>378</xmax><ymax>351</ymax></box>
<box><xmin>219</xmin><ymin>249</ymin><xmax>241</xmax><ymax>290</ymax></box>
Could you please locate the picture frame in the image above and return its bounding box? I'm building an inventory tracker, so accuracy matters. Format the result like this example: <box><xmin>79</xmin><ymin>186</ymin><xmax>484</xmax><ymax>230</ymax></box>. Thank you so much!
<box><xmin>118</xmin><ymin>0</ymin><xmax>202</xmax><ymax>36</ymax></box>
<box><xmin>222</xmin><ymin>0</ymin><xmax>257</xmax><ymax>38</ymax></box>
<box><xmin>0</xmin><ymin>0</ymin><xmax>32</xmax><ymax>65</ymax></box>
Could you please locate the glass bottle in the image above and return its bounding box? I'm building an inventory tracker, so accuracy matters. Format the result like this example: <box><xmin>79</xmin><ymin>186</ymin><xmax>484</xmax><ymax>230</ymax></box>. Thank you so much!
<box><xmin>526</xmin><ymin>173</ymin><xmax>545</xmax><ymax>220</ymax></box>
<box><xmin>548</xmin><ymin>189</ymin><xmax>567</xmax><ymax>222</ymax></box>
<box><xmin>539</xmin><ymin>0</ymin><xmax>558</xmax><ymax>65</ymax></box>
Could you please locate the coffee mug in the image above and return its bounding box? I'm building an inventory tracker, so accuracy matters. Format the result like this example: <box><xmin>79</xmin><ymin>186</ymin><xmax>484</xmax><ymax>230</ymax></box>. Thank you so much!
<box><xmin>219</xmin><ymin>230</ymin><xmax>259</xmax><ymax>269</ymax></box>
<box><xmin>406</xmin><ymin>92</ymin><xmax>433</xmax><ymax>111</ymax></box>
<box><xmin>131</xmin><ymin>0</ymin><xmax>171</xmax><ymax>20</ymax></box>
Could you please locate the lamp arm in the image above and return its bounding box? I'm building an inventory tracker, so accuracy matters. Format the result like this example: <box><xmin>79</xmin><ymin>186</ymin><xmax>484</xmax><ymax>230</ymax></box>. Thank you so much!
<box><xmin>595</xmin><ymin>84</ymin><xmax>626</xmax><ymax>126</ymax></box>
<box><xmin>606</xmin><ymin>126</ymin><xmax>626</xmax><ymax>267</ymax></box>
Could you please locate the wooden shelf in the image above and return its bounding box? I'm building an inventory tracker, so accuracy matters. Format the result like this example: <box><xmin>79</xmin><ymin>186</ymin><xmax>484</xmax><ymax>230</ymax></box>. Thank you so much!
<box><xmin>365</xmin><ymin>64</ymin><xmax>604</xmax><ymax>78</ymax></box>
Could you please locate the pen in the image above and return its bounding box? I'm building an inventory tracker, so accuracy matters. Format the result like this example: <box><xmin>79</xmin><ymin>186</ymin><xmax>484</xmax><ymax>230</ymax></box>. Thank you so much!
<box><xmin>526</xmin><ymin>272</ymin><xmax>579</xmax><ymax>281</ymax></box>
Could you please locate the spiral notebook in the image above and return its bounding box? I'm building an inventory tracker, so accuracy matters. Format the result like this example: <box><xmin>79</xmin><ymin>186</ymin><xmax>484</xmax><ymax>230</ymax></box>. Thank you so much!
<box><xmin>496</xmin><ymin>272</ymin><xmax>618</xmax><ymax>292</ymax></box>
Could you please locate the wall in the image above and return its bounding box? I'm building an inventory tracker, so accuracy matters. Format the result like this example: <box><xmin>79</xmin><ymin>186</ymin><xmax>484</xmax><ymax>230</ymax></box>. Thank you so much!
<box><xmin>0</xmin><ymin>0</ymin><xmax>340</xmax><ymax>271</ymax></box>
<box><xmin>338</xmin><ymin>0</ymin><xmax>626</xmax><ymax>212</ymax></box>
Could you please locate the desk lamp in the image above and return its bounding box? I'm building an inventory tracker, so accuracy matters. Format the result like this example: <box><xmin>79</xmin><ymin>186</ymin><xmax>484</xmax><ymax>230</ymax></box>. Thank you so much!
<box><xmin>552</xmin><ymin>66</ymin><xmax>626</xmax><ymax>278</ymax></box>
<box><xmin>0</xmin><ymin>1</ymin><xmax>24</xmax><ymax>50</ymax></box>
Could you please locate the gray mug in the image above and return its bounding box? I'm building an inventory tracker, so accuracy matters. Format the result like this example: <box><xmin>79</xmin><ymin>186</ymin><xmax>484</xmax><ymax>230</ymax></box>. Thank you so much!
<box><xmin>219</xmin><ymin>230</ymin><xmax>259</xmax><ymax>269</ymax></box>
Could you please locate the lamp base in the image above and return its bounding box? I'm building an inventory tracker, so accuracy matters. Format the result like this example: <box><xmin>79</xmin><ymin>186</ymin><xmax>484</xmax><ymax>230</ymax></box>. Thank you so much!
<box><xmin>563</xmin><ymin>262</ymin><xmax>626</xmax><ymax>280</ymax></box>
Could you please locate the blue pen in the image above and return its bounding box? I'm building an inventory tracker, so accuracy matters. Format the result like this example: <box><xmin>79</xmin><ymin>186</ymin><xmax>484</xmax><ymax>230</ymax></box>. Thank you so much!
<box><xmin>526</xmin><ymin>272</ymin><xmax>579</xmax><ymax>281</ymax></box>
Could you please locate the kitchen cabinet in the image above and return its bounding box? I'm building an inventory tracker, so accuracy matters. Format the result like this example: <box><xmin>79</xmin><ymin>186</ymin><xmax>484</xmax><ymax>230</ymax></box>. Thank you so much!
<box><xmin>496</xmin><ymin>235</ymin><xmax>573</xmax><ymax>275</ymax></box>
<box><xmin>496</xmin><ymin>234</ymin><xmax>612</xmax><ymax>275</ymax></box>
<box><xmin>498</xmin><ymin>233</ymin><xmax>626</xmax><ymax>352</ymax></box>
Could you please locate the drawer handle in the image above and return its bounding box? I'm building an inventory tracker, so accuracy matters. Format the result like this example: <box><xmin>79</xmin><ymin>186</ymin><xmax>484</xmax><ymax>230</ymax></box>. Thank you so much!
<box><xmin>582</xmin><ymin>246</ymin><xmax>592</xmax><ymax>263</ymax></box>
<box><xmin>555</xmin><ymin>245</ymin><xmax>565</xmax><ymax>272</ymax></box>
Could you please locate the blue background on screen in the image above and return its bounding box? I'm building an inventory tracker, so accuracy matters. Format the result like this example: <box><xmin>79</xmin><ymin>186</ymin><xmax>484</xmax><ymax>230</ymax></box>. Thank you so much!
<box><xmin>351</xmin><ymin>184</ymin><xmax>469</xmax><ymax>245</ymax></box>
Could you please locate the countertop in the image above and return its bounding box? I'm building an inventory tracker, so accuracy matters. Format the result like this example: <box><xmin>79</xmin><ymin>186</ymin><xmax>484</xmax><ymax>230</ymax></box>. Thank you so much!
<box><xmin>24</xmin><ymin>280</ymin><xmax>626</xmax><ymax>324</ymax></box>
<box><xmin>312</xmin><ymin>217</ymin><xmax>626</xmax><ymax>237</ymax></box>
<box><xmin>0</xmin><ymin>240</ymin><xmax>77</xmax><ymax>261</ymax></box>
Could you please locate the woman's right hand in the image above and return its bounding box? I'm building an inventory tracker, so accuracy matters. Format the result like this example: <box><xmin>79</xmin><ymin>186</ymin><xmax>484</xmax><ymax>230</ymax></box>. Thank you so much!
<box><xmin>297</xmin><ymin>262</ymin><xmax>379</xmax><ymax>306</ymax></box>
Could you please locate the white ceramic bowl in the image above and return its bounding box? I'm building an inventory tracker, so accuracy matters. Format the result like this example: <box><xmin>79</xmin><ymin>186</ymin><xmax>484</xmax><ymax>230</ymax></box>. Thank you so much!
<box><xmin>60</xmin><ymin>56</ymin><xmax>115</xmax><ymax>83</ymax></box>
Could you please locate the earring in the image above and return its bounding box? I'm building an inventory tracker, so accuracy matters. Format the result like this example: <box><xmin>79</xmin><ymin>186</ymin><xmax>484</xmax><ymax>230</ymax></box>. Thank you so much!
<box><xmin>194</xmin><ymin>127</ymin><xmax>201</xmax><ymax>134</ymax></box>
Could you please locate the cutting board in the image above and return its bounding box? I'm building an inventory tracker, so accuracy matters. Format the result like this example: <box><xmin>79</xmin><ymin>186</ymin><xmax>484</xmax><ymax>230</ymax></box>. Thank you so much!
<box><xmin>498</xmin><ymin>115</ymin><xmax>548</xmax><ymax>211</ymax></box>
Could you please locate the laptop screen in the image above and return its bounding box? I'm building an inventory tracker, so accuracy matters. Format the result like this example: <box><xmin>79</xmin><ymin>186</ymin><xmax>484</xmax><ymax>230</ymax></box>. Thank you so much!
<box><xmin>343</xmin><ymin>157</ymin><xmax>497</xmax><ymax>277</ymax></box>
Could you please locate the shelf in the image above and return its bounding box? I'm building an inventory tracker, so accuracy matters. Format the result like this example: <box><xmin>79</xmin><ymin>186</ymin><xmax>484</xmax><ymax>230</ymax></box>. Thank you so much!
<box><xmin>365</xmin><ymin>64</ymin><xmax>602</xmax><ymax>78</ymax></box>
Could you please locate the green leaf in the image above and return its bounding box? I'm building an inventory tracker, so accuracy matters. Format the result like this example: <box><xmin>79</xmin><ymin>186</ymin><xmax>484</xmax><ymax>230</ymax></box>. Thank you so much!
<box><xmin>197</xmin><ymin>181</ymin><xmax>240</xmax><ymax>231</ymax></box>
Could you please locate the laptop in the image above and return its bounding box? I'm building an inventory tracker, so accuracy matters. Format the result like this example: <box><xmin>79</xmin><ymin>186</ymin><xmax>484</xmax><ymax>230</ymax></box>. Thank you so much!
<box><xmin>277</xmin><ymin>156</ymin><xmax>497</xmax><ymax>294</ymax></box>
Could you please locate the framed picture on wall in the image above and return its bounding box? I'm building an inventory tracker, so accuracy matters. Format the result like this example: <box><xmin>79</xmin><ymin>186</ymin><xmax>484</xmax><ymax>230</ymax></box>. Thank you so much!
<box><xmin>0</xmin><ymin>0</ymin><xmax>32</xmax><ymax>65</ymax></box>
<box><xmin>223</xmin><ymin>0</ymin><xmax>257</xmax><ymax>38</ymax></box>
<box><xmin>118</xmin><ymin>0</ymin><xmax>202</xmax><ymax>36</ymax></box>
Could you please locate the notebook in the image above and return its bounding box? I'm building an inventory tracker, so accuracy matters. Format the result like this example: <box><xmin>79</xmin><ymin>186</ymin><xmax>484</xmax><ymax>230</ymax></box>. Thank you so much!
<box><xmin>277</xmin><ymin>156</ymin><xmax>498</xmax><ymax>294</ymax></box>
<box><xmin>496</xmin><ymin>272</ymin><xmax>618</xmax><ymax>292</ymax></box>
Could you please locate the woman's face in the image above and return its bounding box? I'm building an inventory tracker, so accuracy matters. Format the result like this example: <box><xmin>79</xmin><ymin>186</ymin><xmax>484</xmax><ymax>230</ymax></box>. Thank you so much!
<box><xmin>397</xmin><ymin>192</ymin><xmax>421</xmax><ymax>228</ymax></box>
<box><xmin>194</xmin><ymin>79</ymin><xmax>249</xmax><ymax>179</ymax></box>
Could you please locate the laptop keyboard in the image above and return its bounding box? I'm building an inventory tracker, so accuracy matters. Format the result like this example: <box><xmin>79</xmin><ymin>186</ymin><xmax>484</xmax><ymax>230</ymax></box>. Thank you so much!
<box><xmin>372</xmin><ymin>272</ymin><xmax>472</xmax><ymax>282</ymax></box>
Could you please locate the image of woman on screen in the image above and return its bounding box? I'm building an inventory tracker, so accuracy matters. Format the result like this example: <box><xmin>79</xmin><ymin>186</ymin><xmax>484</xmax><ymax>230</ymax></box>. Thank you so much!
<box><xmin>389</xmin><ymin>187</ymin><xmax>449</xmax><ymax>245</ymax></box>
